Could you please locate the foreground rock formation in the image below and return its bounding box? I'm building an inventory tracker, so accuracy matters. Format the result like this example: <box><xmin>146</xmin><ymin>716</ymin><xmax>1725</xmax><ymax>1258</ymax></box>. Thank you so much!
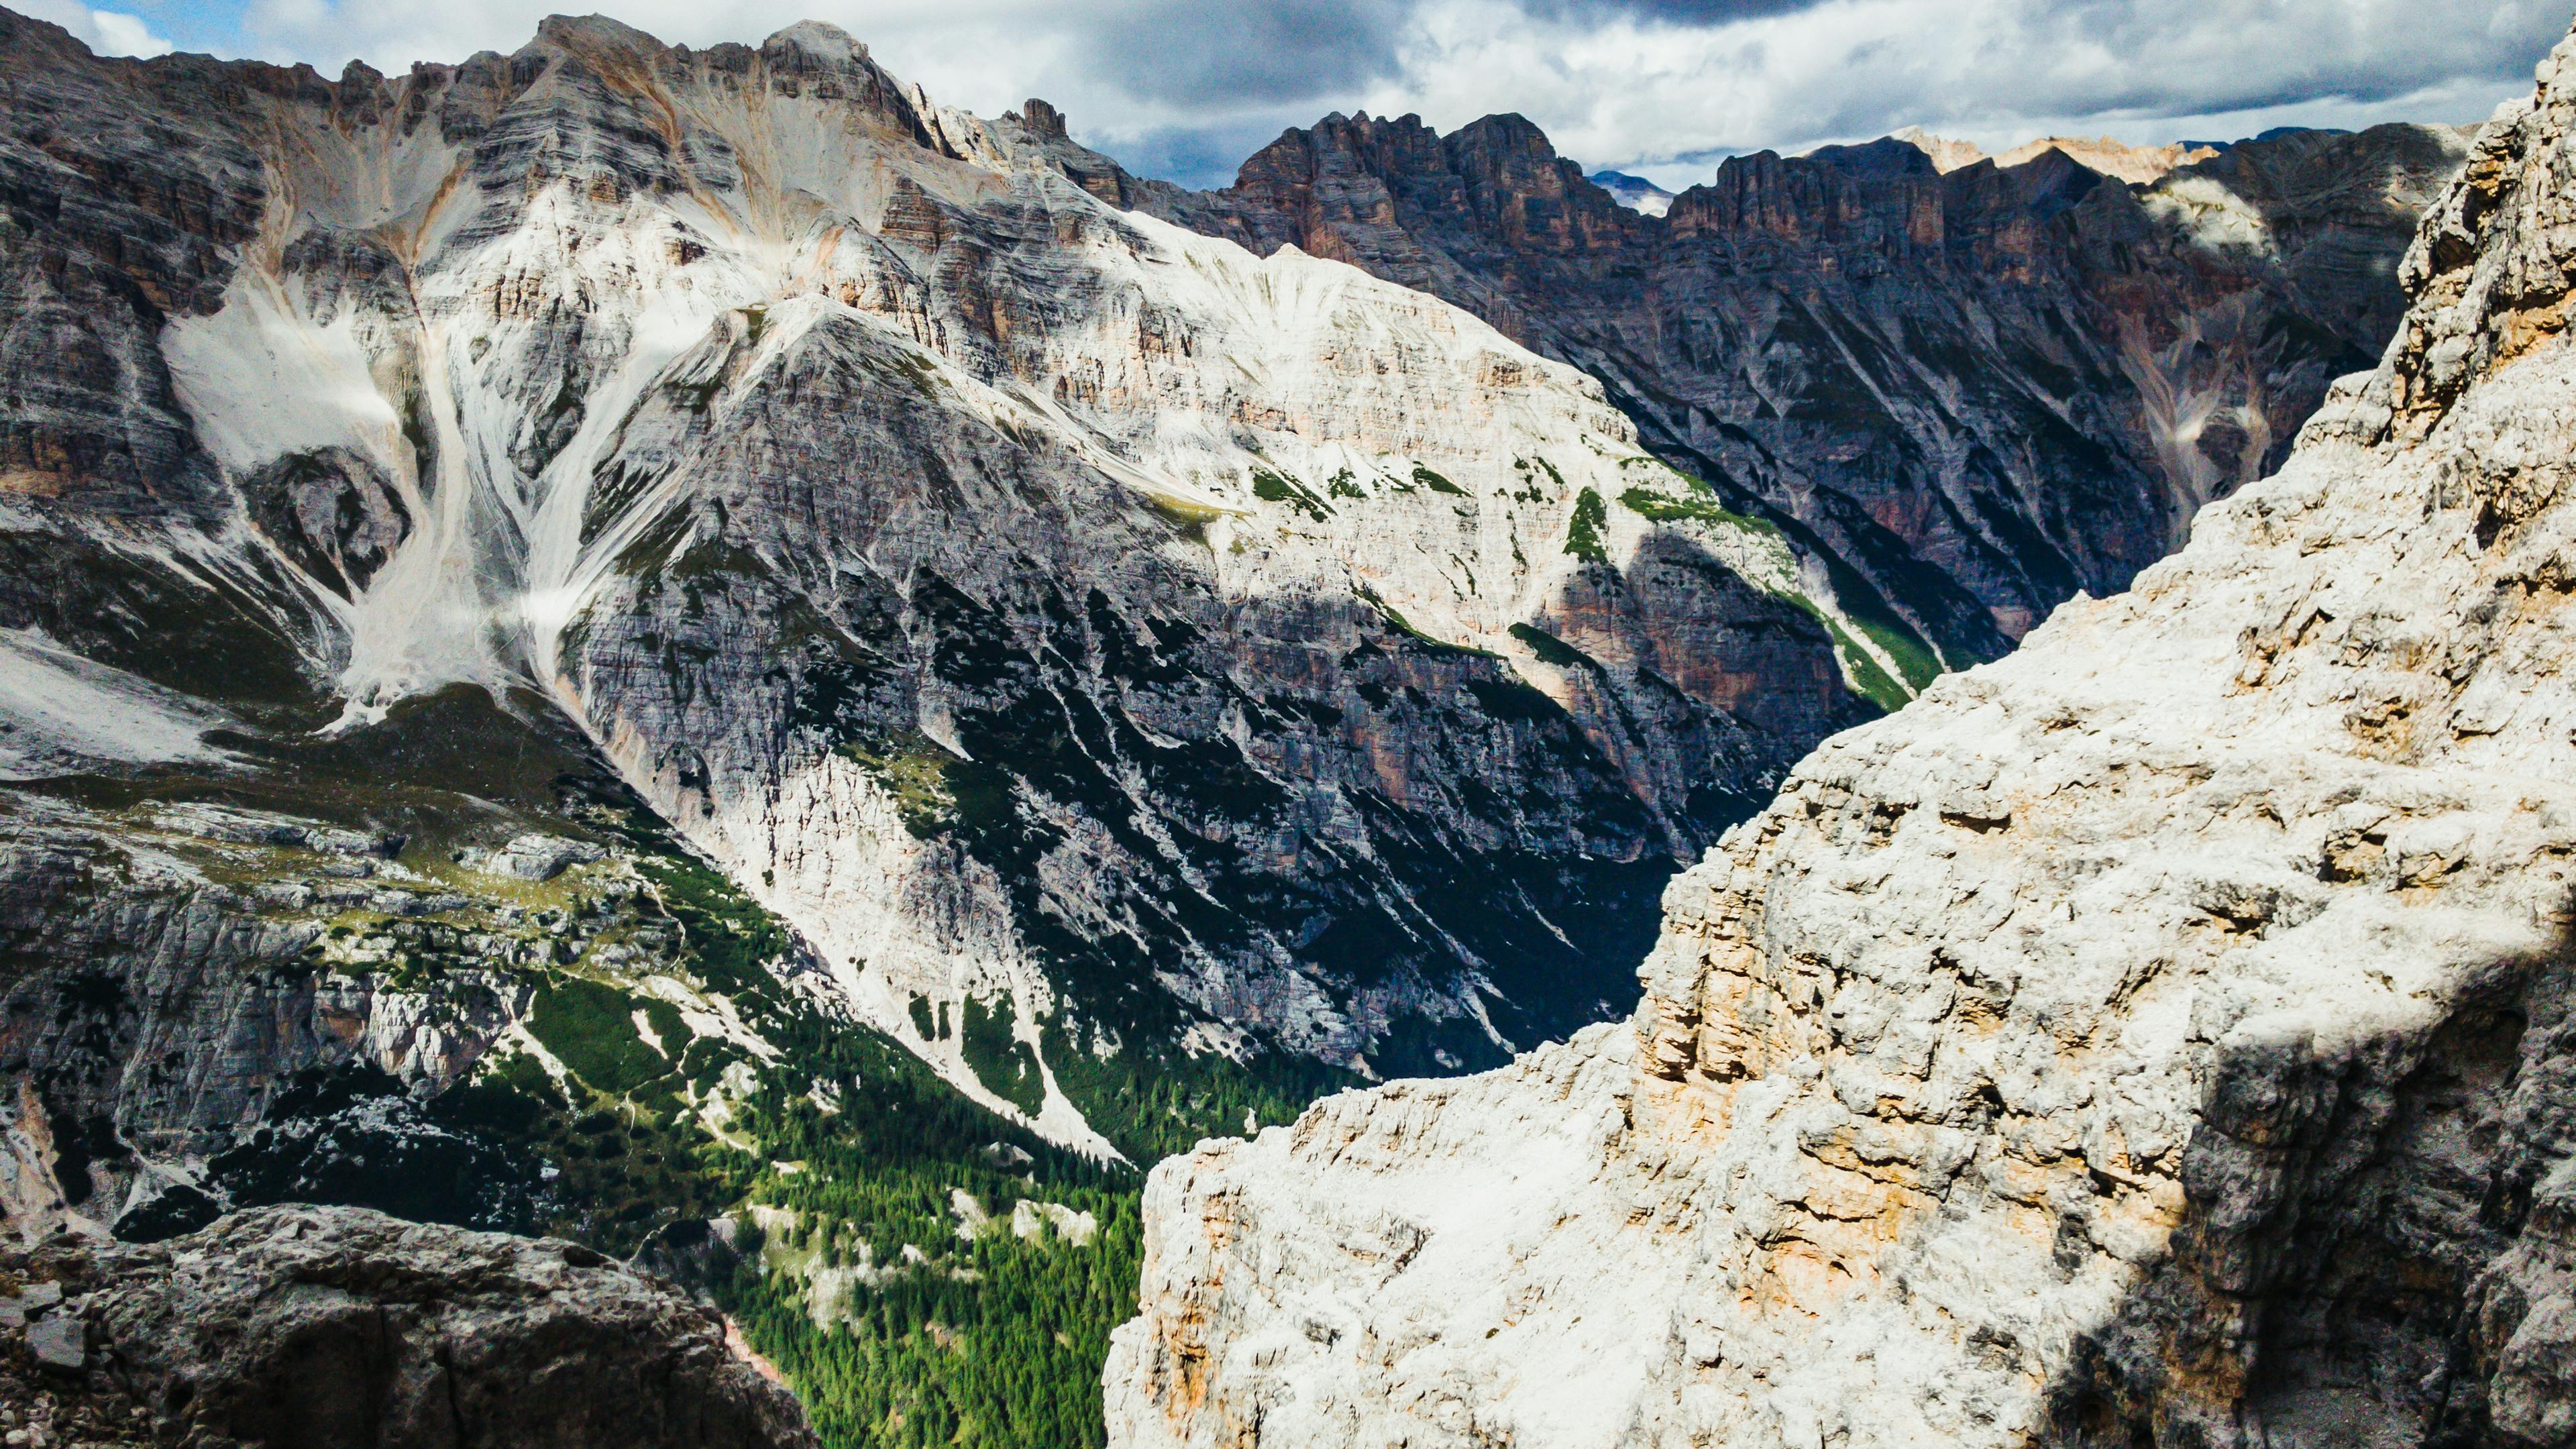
<box><xmin>1104</xmin><ymin>24</ymin><xmax>2576</xmax><ymax>1449</ymax></box>
<box><xmin>1151</xmin><ymin>111</ymin><xmax>2471</xmax><ymax>658</ymax></box>
<box><xmin>1</xmin><ymin>1203</ymin><xmax>815</xmax><ymax>1448</ymax></box>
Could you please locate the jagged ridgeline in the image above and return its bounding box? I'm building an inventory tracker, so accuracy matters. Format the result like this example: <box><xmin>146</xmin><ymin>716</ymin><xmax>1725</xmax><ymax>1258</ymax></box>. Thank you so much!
<box><xmin>1146</xmin><ymin>108</ymin><xmax>2472</xmax><ymax>657</ymax></box>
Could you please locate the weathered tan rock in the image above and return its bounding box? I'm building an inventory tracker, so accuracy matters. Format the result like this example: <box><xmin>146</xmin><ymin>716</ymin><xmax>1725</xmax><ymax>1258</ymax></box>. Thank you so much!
<box><xmin>1104</xmin><ymin>19</ymin><xmax>2576</xmax><ymax>1449</ymax></box>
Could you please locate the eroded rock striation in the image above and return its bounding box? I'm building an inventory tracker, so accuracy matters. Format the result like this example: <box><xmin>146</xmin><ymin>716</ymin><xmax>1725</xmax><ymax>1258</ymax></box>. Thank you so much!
<box><xmin>1150</xmin><ymin>111</ymin><xmax>2471</xmax><ymax>657</ymax></box>
<box><xmin>1104</xmin><ymin>25</ymin><xmax>2576</xmax><ymax>1449</ymax></box>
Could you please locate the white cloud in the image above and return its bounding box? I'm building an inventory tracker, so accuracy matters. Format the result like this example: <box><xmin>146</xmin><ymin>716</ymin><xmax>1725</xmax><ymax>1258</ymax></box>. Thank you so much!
<box><xmin>11</xmin><ymin>0</ymin><xmax>174</xmax><ymax>58</ymax></box>
<box><xmin>189</xmin><ymin>0</ymin><xmax>2571</xmax><ymax>186</ymax></box>
<box><xmin>1371</xmin><ymin>0</ymin><xmax>2555</xmax><ymax>186</ymax></box>
<box><xmin>87</xmin><ymin>9</ymin><xmax>174</xmax><ymax>58</ymax></box>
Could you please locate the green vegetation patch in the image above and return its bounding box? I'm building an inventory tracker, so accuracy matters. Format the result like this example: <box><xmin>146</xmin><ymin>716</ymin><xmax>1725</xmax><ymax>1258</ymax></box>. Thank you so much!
<box><xmin>1616</xmin><ymin>484</ymin><xmax>1780</xmax><ymax>538</ymax></box>
<box><xmin>1250</xmin><ymin>468</ymin><xmax>1332</xmax><ymax>523</ymax></box>
<box><xmin>1410</xmin><ymin>462</ymin><xmax>1468</xmax><ymax>496</ymax></box>
<box><xmin>1823</xmin><ymin>621</ymin><xmax>1910</xmax><ymax>712</ymax></box>
<box><xmin>1564</xmin><ymin>487</ymin><xmax>1609</xmax><ymax>564</ymax></box>
<box><xmin>837</xmin><ymin>733</ymin><xmax>962</xmax><ymax>838</ymax></box>
<box><xmin>529</xmin><ymin>975</ymin><xmax>673</xmax><ymax>1099</ymax></box>
<box><xmin>711</xmin><ymin>989</ymin><xmax>1140</xmax><ymax>1449</ymax></box>
<box><xmin>1039</xmin><ymin>1015</ymin><xmax>1356</xmax><ymax>1163</ymax></box>
<box><xmin>1841</xmin><ymin>601</ymin><xmax>1942</xmax><ymax>692</ymax></box>
<box><xmin>730</xmin><ymin>1189</ymin><xmax>1136</xmax><ymax>1449</ymax></box>
<box><xmin>959</xmin><ymin>995</ymin><xmax>1046</xmax><ymax>1118</ymax></box>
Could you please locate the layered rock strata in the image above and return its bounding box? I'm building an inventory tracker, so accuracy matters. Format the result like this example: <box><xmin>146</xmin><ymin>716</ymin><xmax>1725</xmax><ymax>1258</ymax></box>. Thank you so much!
<box><xmin>1150</xmin><ymin>111</ymin><xmax>2471</xmax><ymax>657</ymax></box>
<box><xmin>1104</xmin><ymin>24</ymin><xmax>2576</xmax><ymax>1449</ymax></box>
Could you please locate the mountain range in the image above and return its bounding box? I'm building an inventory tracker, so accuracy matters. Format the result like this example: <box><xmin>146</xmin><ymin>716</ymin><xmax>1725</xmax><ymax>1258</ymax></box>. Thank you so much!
<box><xmin>0</xmin><ymin>4</ymin><xmax>2521</xmax><ymax>1446</ymax></box>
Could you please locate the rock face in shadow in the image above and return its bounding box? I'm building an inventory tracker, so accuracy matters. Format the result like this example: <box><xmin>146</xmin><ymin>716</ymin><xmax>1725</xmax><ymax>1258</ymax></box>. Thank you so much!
<box><xmin>1148</xmin><ymin>111</ymin><xmax>2471</xmax><ymax>656</ymax></box>
<box><xmin>1103</xmin><ymin>20</ymin><xmax>2576</xmax><ymax>1449</ymax></box>
<box><xmin>0</xmin><ymin>1203</ymin><xmax>816</xmax><ymax>1449</ymax></box>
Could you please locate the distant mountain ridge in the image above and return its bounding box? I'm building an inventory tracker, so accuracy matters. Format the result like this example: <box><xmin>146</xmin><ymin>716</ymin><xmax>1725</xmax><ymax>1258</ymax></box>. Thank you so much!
<box><xmin>1886</xmin><ymin>126</ymin><xmax>2222</xmax><ymax>182</ymax></box>
<box><xmin>1586</xmin><ymin>169</ymin><xmax>1674</xmax><ymax>216</ymax></box>
<box><xmin>1126</xmin><ymin>109</ymin><xmax>2470</xmax><ymax>659</ymax></box>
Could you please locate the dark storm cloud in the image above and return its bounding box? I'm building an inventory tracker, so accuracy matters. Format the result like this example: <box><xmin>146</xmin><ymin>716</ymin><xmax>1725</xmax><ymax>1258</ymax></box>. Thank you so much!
<box><xmin>1069</xmin><ymin>0</ymin><xmax>1834</xmax><ymax>111</ymax></box>
<box><xmin>1996</xmin><ymin>0</ymin><xmax>2569</xmax><ymax>119</ymax></box>
<box><xmin>1069</xmin><ymin>0</ymin><xmax>1418</xmax><ymax>107</ymax></box>
<box><xmin>1061</xmin><ymin>0</ymin><xmax>2565</xmax><ymax>184</ymax></box>
<box><xmin>1108</xmin><ymin>120</ymin><xmax>1309</xmax><ymax>190</ymax></box>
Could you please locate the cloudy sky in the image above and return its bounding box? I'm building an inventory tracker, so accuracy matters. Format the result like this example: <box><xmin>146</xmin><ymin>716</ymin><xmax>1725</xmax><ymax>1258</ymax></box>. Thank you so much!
<box><xmin>19</xmin><ymin>0</ymin><xmax>2567</xmax><ymax>189</ymax></box>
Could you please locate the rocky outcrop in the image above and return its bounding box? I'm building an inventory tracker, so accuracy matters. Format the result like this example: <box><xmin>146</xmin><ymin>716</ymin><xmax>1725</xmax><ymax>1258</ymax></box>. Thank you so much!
<box><xmin>1150</xmin><ymin>111</ymin><xmax>2471</xmax><ymax>655</ymax></box>
<box><xmin>1</xmin><ymin>1203</ymin><xmax>816</xmax><ymax>1448</ymax></box>
<box><xmin>1103</xmin><ymin>21</ymin><xmax>2576</xmax><ymax>1449</ymax></box>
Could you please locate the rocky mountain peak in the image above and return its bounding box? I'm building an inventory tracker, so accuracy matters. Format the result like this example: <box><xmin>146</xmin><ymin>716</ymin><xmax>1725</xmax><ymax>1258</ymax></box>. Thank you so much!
<box><xmin>1889</xmin><ymin>124</ymin><xmax>1991</xmax><ymax>172</ymax></box>
<box><xmin>2377</xmin><ymin>72</ymin><xmax>2576</xmax><ymax>440</ymax></box>
<box><xmin>533</xmin><ymin>11</ymin><xmax>667</xmax><ymax>58</ymax></box>
<box><xmin>759</xmin><ymin>18</ymin><xmax>870</xmax><ymax>66</ymax></box>
<box><xmin>1019</xmin><ymin>95</ymin><xmax>1069</xmax><ymax>139</ymax></box>
<box><xmin>1889</xmin><ymin>127</ymin><xmax>2224</xmax><ymax>182</ymax></box>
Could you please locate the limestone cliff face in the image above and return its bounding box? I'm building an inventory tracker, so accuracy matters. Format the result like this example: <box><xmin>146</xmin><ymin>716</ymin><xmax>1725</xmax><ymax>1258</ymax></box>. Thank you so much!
<box><xmin>1104</xmin><ymin>25</ymin><xmax>2576</xmax><ymax>1449</ymax></box>
<box><xmin>1151</xmin><ymin>112</ymin><xmax>2471</xmax><ymax>655</ymax></box>
<box><xmin>0</xmin><ymin>6</ymin><xmax>1890</xmax><ymax>1168</ymax></box>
